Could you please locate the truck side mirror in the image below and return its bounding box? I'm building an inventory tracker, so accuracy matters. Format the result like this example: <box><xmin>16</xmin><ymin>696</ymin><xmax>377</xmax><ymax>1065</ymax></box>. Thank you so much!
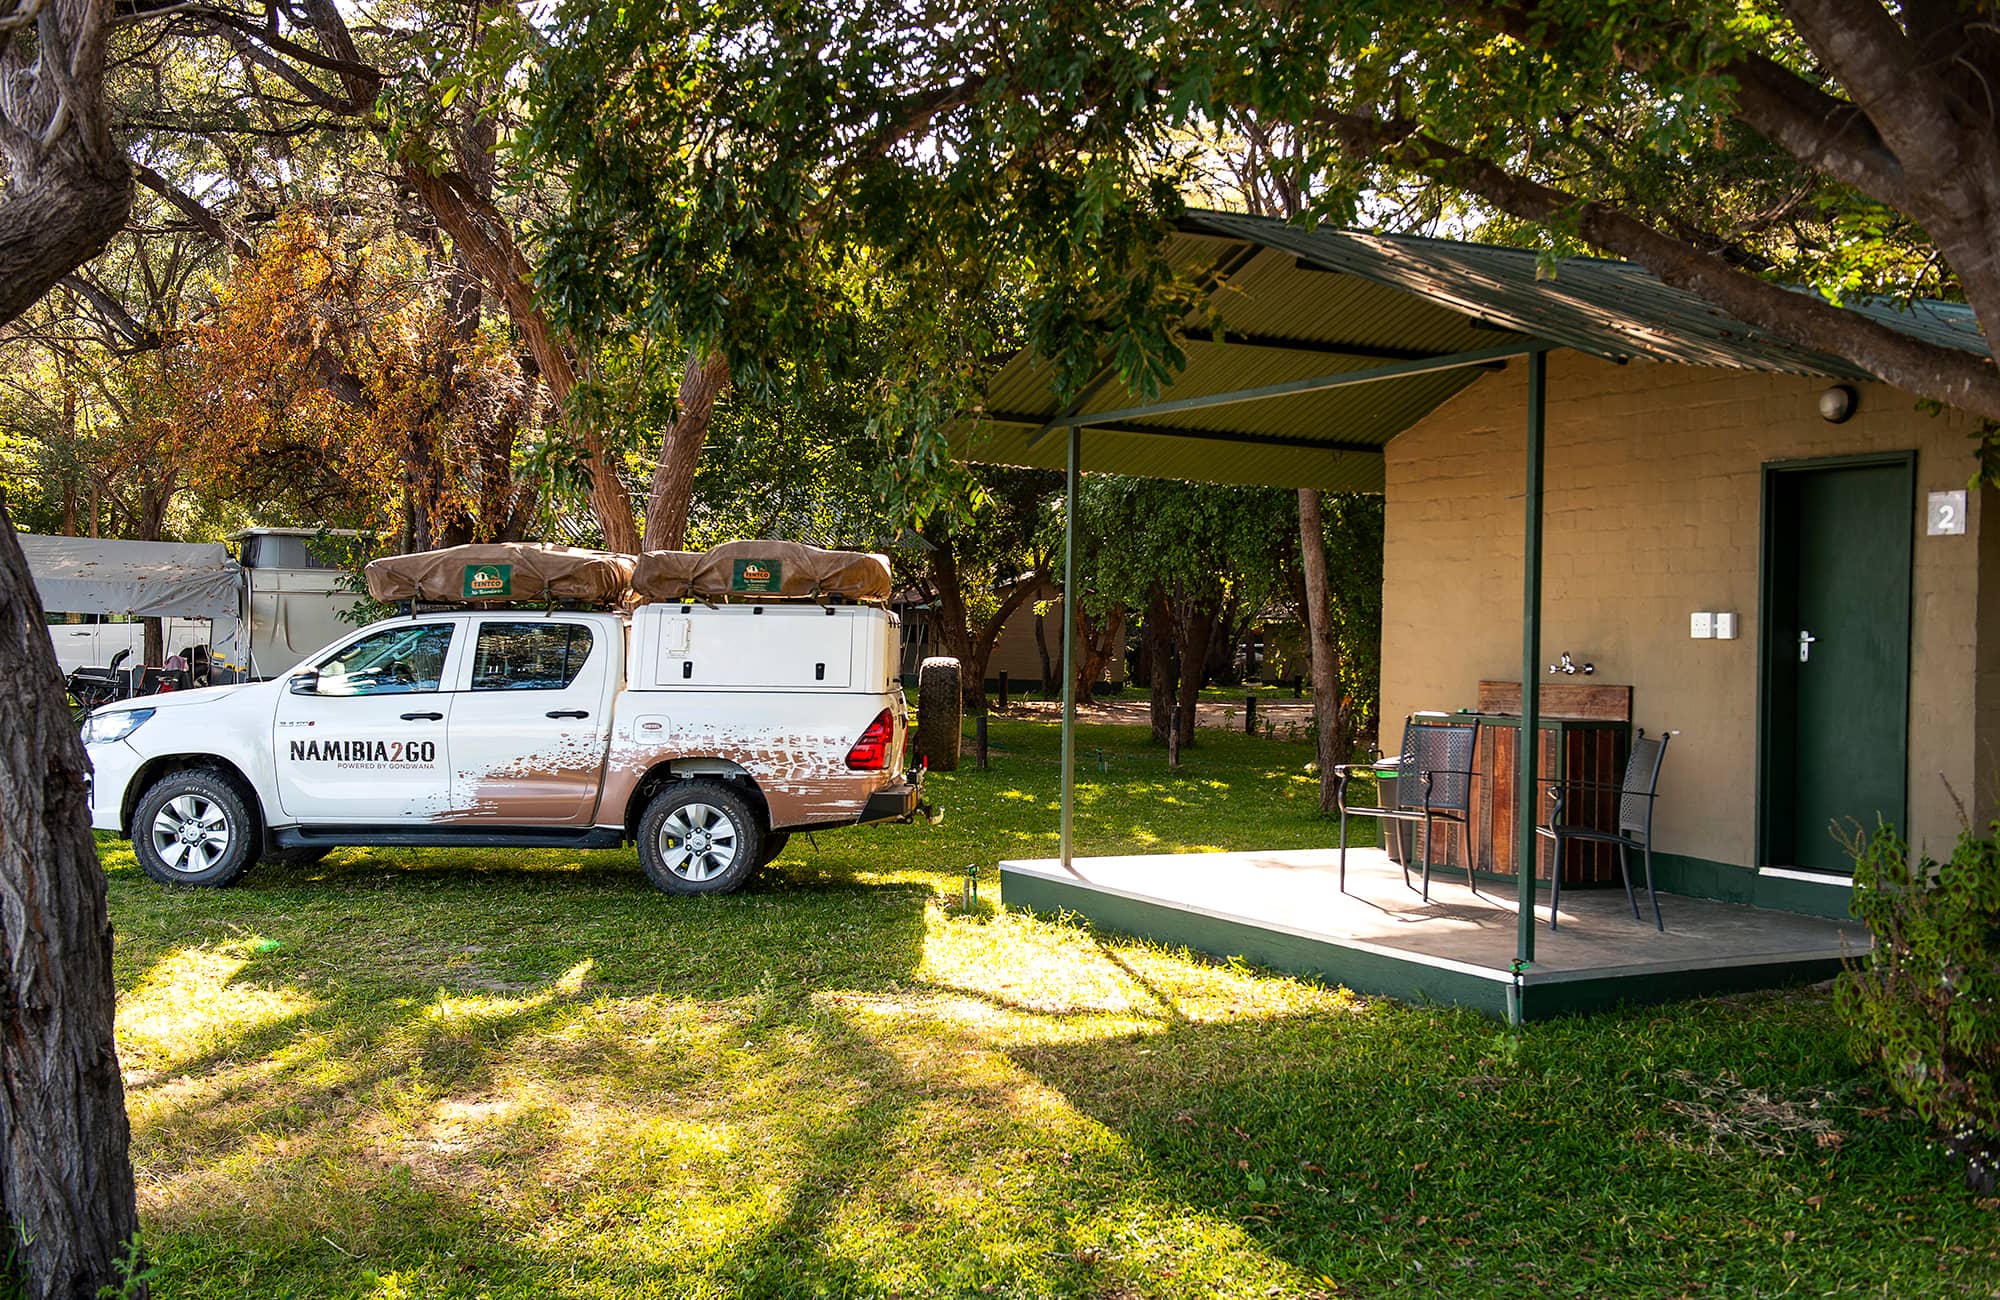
<box><xmin>288</xmin><ymin>670</ymin><xmax>319</xmax><ymax>695</ymax></box>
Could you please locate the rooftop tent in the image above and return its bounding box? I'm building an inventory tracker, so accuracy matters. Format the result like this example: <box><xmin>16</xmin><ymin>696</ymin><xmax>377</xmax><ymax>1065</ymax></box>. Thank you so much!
<box><xmin>22</xmin><ymin>534</ymin><xmax>241</xmax><ymax>622</ymax></box>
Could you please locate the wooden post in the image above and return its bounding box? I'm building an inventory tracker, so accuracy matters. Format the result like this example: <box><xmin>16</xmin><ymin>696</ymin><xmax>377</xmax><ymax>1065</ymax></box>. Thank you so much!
<box><xmin>976</xmin><ymin>712</ymin><xmax>988</xmax><ymax>769</ymax></box>
<box><xmin>1245</xmin><ymin>695</ymin><xmax>1257</xmax><ymax>734</ymax></box>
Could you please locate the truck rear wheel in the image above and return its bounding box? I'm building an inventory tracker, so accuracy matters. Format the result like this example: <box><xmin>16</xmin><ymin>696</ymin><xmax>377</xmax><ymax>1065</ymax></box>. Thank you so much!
<box><xmin>133</xmin><ymin>769</ymin><xmax>257</xmax><ymax>887</ymax></box>
<box><xmin>915</xmin><ymin>656</ymin><xmax>963</xmax><ymax>772</ymax></box>
<box><xmin>637</xmin><ymin>779</ymin><xmax>763</xmax><ymax>895</ymax></box>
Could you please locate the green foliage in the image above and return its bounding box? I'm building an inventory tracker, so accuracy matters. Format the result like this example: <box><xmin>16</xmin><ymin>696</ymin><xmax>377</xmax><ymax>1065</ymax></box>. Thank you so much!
<box><xmin>1072</xmin><ymin>476</ymin><xmax>1296</xmax><ymax>618</ymax></box>
<box><xmin>521</xmin><ymin>0</ymin><xmax>1990</xmax><ymax>518</ymax></box>
<box><xmin>1837</xmin><ymin>820</ymin><xmax>2000</xmax><ymax>1192</ymax></box>
<box><xmin>305</xmin><ymin>530</ymin><xmax>398</xmax><ymax>628</ymax></box>
<box><xmin>95</xmin><ymin>1234</ymin><xmax>157</xmax><ymax>1300</ymax></box>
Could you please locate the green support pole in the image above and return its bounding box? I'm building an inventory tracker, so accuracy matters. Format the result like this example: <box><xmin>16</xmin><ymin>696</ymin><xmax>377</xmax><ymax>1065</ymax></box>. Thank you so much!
<box><xmin>1516</xmin><ymin>349</ymin><xmax>1547</xmax><ymax>968</ymax></box>
<box><xmin>1060</xmin><ymin>425</ymin><xmax>1081</xmax><ymax>867</ymax></box>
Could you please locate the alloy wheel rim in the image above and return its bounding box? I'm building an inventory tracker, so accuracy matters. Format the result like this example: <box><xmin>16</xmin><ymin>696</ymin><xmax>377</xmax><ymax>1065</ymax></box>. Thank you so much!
<box><xmin>657</xmin><ymin>803</ymin><xmax>739</xmax><ymax>881</ymax></box>
<box><xmin>151</xmin><ymin>794</ymin><xmax>231</xmax><ymax>875</ymax></box>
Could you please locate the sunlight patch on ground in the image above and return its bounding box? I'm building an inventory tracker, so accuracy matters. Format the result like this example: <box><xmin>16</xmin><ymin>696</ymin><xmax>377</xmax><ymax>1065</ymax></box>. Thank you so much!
<box><xmin>118</xmin><ymin>940</ymin><xmax>317</xmax><ymax>1074</ymax></box>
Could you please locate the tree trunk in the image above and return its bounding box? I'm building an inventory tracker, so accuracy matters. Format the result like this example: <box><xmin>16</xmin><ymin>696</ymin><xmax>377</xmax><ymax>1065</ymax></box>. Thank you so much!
<box><xmin>398</xmin><ymin>166</ymin><xmax>638</xmax><ymax>553</ymax></box>
<box><xmin>1174</xmin><ymin>597</ymin><xmax>1218</xmax><ymax>749</ymax></box>
<box><xmin>1073</xmin><ymin>602</ymin><xmax>1125</xmax><ymax>705</ymax></box>
<box><xmin>1298</xmin><ymin>488</ymin><xmax>1345</xmax><ymax>812</ymax></box>
<box><xmin>924</xmin><ymin>534</ymin><xmax>986</xmax><ymax>712</ymax></box>
<box><xmin>1034</xmin><ymin>608</ymin><xmax>1054</xmax><ymax>698</ymax></box>
<box><xmin>641</xmin><ymin>348</ymin><xmax>730</xmax><ymax>552</ymax></box>
<box><xmin>1144</xmin><ymin>585</ymin><xmax>1176</xmax><ymax>746</ymax></box>
<box><xmin>0</xmin><ymin>500</ymin><xmax>145</xmax><ymax>1299</ymax></box>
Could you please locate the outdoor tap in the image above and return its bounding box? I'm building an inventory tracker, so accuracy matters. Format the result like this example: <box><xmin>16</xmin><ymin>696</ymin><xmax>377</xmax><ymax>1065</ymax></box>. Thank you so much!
<box><xmin>1546</xmin><ymin>651</ymin><xmax>1594</xmax><ymax>676</ymax></box>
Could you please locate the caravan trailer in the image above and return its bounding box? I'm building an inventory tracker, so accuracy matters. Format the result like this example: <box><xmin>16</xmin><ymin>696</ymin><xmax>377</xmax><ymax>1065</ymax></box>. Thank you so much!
<box><xmin>230</xmin><ymin>528</ymin><xmax>370</xmax><ymax>677</ymax></box>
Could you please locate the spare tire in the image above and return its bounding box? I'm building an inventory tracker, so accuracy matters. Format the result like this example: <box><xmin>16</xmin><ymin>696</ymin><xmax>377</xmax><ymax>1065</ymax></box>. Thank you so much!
<box><xmin>915</xmin><ymin>656</ymin><xmax>963</xmax><ymax>772</ymax></box>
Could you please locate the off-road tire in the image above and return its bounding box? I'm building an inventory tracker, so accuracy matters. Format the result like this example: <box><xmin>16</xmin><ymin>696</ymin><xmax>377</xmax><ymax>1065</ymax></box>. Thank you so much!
<box><xmin>133</xmin><ymin>769</ymin><xmax>258</xmax><ymax>887</ymax></box>
<box><xmin>915</xmin><ymin>656</ymin><xmax>963</xmax><ymax>772</ymax></box>
<box><xmin>637</xmin><ymin>779</ymin><xmax>764</xmax><ymax>895</ymax></box>
<box><xmin>756</xmin><ymin>830</ymin><xmax>792</xmax><ymax>868</ymax></box>
<box><xmin>261</xmin><ymin>845</ymin><xmax>333</xmax><ymax>869</ymax></box>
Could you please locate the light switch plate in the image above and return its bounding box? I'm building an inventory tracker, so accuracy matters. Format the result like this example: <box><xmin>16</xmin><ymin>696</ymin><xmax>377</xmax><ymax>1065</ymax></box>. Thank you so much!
<box><xmin>1690</xmin><ymin>611</ymin><xmax>1714</xmax><ymax>639</ymax></box>
<box><xmin>1714</xmin><ymin>612</ymin><xmax>1738</xmax><ymax>639</ymax></box>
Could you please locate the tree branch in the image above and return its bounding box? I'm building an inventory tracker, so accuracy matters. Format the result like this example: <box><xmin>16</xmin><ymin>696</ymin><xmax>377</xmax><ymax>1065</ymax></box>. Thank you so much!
<box><xmin>1310</xmin><ymin>108</ymin><xmax>2000</xmax><ymax>419</ymax></box>
<box><xmin>56</xmin><ymin>271</ymin><xmax>161</xmax><ymax>350</ymax></box>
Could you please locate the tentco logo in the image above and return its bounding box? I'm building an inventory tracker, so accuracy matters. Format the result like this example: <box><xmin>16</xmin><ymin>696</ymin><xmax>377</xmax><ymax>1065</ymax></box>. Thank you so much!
<box><xmin>731</xmin><ymin>559</ymin><xmax>782</xmax><ymax>592</ymax></box>
<box><xmin>463</xmin><ymin>564</ymin><xmax>512</xmax><ymax>598</ymax></box>
<box><xmin>289</xmin><ymin>739</ymin><xmax>437</xmax><ymax>766</ymax></box>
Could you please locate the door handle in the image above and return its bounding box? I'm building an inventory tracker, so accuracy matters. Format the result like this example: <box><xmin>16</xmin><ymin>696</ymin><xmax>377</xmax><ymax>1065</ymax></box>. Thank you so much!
<box><xmin>1798</xmin><ymin>630</ymin><xmax>1817</xmax><ymax>663</ymax></box>
<box><xmin>400</xmin><ymin>711</ymin><xmax>444</xmax><ymax>721</ymax></box>
<box><xmin>546</xmin><ymin>709</ymin><xmax>589</xmax><ymax>719</ymax></box>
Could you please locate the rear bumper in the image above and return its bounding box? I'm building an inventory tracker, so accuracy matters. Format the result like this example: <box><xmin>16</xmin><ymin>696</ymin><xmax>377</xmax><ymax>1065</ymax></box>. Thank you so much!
<box><xmin>858</xmin><ymin>775</ymin><xmax>933</xmax><ymax>826</ymax></box>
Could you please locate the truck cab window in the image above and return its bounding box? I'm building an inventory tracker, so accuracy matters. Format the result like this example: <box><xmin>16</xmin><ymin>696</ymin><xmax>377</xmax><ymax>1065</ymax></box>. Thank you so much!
<box><xmin>315</xmin><ymin>624</ymin><xmax>455</xmax><ymax>695</ymax></box>
<box><xmin>470</xmin><ymin>622</ymin><xmax>594</xmax><ymax>691</ymax></box>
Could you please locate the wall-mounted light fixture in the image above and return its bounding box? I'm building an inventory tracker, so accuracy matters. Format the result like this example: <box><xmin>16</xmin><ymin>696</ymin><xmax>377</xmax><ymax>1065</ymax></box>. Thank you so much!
<box><xmin>1818</xmin><ymin>384</ymin><xmax>1857</xmax><ymax>423</ymax></box>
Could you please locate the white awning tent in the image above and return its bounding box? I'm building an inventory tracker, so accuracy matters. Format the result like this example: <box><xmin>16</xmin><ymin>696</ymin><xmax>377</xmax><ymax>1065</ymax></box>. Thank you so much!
<box><xmin>22</xmin><ymin>534</ymin><xmax>240</xmax><ymax>619</ymax></box>
<box><xmin>22</xmin><ymin>533</ymin><xmax>246</xmax><ymax>664</ymax></box>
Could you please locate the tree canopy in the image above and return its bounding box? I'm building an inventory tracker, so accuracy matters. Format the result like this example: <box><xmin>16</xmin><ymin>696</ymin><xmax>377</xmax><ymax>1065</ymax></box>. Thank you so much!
<box><xmin>527</xmin><ymin>0</ymin><xmax>2000</xmax><ymax>485</ymax></box>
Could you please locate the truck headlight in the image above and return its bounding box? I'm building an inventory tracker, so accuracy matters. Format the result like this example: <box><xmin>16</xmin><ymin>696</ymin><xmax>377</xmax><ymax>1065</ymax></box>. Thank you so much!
<box><xmin>81</xmin><ymin>708</ymin><xmax>155</xmax><ymax>745</ymax></box>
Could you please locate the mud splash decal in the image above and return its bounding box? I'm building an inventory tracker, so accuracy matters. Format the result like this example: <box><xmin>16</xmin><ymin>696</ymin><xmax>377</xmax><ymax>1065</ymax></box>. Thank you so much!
<box><xmin>598</xmin><ymin>721</ymin><xmax>898</xmax><ymax>829</ymax></box>
<box><xmin>444</xmin><ymin>731</ymin><xmax>609</xmax><ymax>824</ymax></box>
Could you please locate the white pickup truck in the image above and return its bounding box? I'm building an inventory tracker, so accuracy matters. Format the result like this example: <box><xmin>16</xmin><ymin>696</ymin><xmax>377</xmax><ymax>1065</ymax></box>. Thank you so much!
<box><xmin>81</xmin><ymin>542</ymin><xmax>931</xmax><ymax>895</ymax></box>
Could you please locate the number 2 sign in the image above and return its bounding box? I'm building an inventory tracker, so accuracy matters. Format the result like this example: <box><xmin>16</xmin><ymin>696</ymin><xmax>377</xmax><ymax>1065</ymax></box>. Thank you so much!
<box><xmin>1929</xmin><ymin>489</ymin><xmax>1968</xmax><ymax>536</ymax></box>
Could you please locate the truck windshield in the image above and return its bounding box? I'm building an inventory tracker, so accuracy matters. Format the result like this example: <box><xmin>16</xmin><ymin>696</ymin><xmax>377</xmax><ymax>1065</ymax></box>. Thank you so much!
<box><xmin>315</xmin><ymin>624</ymin><xmax>454</xmax><ymax>695</ymax></box>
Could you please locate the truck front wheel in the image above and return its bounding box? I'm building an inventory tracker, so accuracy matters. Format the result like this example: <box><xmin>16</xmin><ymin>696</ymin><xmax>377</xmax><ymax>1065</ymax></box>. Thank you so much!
<box><xmin>133</xmin><ymin>769</ymin><xmax>257</xmax><ymax>887</ymax></box>
<box><xmin>637</xmin><ymin>780</ymin><xmax>763</xmax><ymax>895</ymax></box>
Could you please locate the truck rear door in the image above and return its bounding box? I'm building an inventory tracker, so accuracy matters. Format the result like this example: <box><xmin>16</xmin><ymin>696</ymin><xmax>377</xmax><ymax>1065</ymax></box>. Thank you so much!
<box><xmin>444</xmin><ymin>615</ymin><xmax>617</xmax><ymax>824</ymax></box>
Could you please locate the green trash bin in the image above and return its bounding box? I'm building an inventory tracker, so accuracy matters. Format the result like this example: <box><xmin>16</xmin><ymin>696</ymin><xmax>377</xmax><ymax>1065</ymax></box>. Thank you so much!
<box><xmin>1370</xmin><ymin>759</ymin><xmax>1416</xmax><ymax>865</ymax></box>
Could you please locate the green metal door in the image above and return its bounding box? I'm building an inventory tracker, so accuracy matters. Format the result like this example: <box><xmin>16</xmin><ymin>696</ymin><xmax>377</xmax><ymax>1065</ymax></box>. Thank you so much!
<box><xmin>1762</xmin><ymin>458</ymin><xmax>1912</xmax><ymax>872</ymax></box>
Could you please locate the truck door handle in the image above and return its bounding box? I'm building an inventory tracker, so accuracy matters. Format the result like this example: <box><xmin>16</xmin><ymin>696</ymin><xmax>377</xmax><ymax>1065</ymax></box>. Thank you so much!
<box><xmin>546</xmin><ymin>709</ymin><xmax>589</xmax><ymax>719</ymax></box>
<box><xmin>400</xmin><ymin>711</ymin><xmax>444</xmax><ymax>721</ymax></box>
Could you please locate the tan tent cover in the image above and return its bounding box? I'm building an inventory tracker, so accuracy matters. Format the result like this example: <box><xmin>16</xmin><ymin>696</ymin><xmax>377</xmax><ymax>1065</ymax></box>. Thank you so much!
<box><xmin>633</xmin><ymin>540</ymin><xmax>892</xmax><ymax>604</ymax></box>
<box><xmin>365</xmin><ymin>543</ymin><xmax>636</xmax><ymax>605</ymax></box>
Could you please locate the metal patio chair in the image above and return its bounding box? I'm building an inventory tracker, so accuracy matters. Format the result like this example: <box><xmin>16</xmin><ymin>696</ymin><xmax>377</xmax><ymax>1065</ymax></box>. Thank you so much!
<box><xmin>1537</xmin><ymin>728</ymin><xmax>1672</xmax><ymax>931</ymax></box>
<box><xmin>1335</xmin><ymin>714</ymin><xmax>1480</xmax><ymax>899</ymax></box>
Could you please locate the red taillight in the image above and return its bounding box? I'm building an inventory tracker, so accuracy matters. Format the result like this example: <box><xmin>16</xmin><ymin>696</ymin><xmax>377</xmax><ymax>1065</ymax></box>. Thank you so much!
<box><xmin>846</xmin><ymin>708</ymin><xmax>895</xmax><ymax>770</ymax></box>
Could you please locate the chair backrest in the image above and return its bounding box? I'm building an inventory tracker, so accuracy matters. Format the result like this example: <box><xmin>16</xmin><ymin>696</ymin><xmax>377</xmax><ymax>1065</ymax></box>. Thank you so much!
<box><xmin>1620</xmin><ymin>729</ymin><xmax>1671</xmax><ymax>837</ymax></box>
<box><xmin>1400</xmin><ymin>715</ymin><xmax>1480</xmax><ymax>813</ymax></box>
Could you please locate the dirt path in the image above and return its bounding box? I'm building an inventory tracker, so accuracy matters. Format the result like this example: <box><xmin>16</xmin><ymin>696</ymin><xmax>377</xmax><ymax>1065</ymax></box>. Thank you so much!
<box><xmin>1002</xmin><ymin>696</ymin><xmax>1315</xmax><ymax>732</ymax></box>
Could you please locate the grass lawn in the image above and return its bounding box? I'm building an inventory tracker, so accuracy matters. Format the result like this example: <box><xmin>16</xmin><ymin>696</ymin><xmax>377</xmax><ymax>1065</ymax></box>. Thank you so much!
<box><xmin>106</xmin><ymin>717</ymin><xmax>1997</xmax><ymax>1298</ymax></box>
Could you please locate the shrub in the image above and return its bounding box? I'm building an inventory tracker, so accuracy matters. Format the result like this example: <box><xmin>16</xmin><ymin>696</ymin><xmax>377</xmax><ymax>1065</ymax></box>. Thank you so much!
<box><xmin>1836</xmin><ymin>820</ymin><xmax>2000</xmax><ymax>1193</ymax></box>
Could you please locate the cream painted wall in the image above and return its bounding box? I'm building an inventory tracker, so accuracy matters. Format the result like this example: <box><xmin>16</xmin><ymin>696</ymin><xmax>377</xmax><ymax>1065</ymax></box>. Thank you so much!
<box><xmin>1380</xmin><ymin>352</ymin><xmax>1986</xmax><ymax>871</ymax></box>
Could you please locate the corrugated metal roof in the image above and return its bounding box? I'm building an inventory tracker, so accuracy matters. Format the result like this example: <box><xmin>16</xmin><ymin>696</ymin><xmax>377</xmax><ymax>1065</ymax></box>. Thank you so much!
<box><xmin>957</xmin><ymin>209</ymin><xmax>1990</xmax><ymax>491</ymax></box>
